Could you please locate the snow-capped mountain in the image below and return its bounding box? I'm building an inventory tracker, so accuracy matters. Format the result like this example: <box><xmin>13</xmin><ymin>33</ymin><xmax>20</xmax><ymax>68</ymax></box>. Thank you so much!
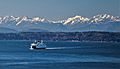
<box><xmin>89</xmin><ymin>14</ymin><xmax>120</xmax><ymax>23</ymax></box>
<box><xmin>0</xmin><ymin>14</ymin><xmax>120</xmax><ymax>33</ymax></box>
<box><xmin>63</xmin><ymin>14</ymin><xmax>120</xmax><ymax>25</ymax></box>
<box><xmin>63</xmin><ymin>15</ymin><xmax>89</xmax><ymax>25</ymax></box>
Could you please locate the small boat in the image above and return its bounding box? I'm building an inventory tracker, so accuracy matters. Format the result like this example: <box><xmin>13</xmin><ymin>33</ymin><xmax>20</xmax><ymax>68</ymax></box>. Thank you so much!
<box><xmin>30</xmin><ymin>40</ymin><xmax>46</xmax><ymax>50</ymax></box>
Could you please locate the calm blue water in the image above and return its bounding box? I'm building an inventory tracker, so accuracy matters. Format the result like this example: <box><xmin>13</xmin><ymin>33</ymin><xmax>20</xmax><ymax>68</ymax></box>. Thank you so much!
<box><xmin>0</xmin><ymin>40</ymin><xmax>120</xmax><ymax>69</ymax></box>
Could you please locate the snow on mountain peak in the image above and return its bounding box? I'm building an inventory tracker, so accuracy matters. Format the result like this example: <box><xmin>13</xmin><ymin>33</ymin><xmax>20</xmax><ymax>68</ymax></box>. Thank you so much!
<box><xmin>16</xmin><ymin>16</ymin><xmax>31</xmax><ymax>26</ymax></box>
<box><xmin>0</xmin><ymin>14</ymin><xmax>119</xmax><ymax>26</ymax></box>
<box><xmin>32</xmin><ymin>17</ymin><xmax>46</xmax><ymax>22</ymax></box>
<box><xmin>0</xmin><ymin>14</ymin><xmax>119</xmax><ymax>32</ymax></box>
<box><xmin>90</xmin><ymin>14</ymin><xmax>119</xmax><ymax>23</ymax></box>
<box><xmin>64</xmin><ymin>15</ymin><xmax>89</xmax><ymax>25</ymax></box>
<box><xmin>61</xmin><ymin>14</ymin><xmax>120</xmax><ymax>25</ymax></box>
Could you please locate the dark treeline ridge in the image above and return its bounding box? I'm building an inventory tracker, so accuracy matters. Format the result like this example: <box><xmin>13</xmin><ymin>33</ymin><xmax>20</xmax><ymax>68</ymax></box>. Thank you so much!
<box><xmin>0</xmin><ymin>31</ymin><xmax>120</xmax><ymax>42</ymax></box>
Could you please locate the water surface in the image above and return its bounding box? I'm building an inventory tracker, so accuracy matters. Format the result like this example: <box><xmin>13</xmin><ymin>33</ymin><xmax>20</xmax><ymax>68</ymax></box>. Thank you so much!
<box><xmin>0</xmin><ymin>41</ymin><xmax>120</xmax><ymax>69</ymax></box>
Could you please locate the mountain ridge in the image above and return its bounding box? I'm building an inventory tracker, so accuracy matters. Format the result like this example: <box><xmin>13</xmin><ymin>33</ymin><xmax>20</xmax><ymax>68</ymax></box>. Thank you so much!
<box><xmin>0</xmin><ymin>14</ymin><xmax>120</xmax><ymax>33</ymax></box>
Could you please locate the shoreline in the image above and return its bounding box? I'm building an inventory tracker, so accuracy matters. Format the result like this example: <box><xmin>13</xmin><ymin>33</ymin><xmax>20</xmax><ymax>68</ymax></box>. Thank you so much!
<box><xmin>0</xmin><ymin>40</ymin><xmax>119</xmax><ymax>43</ymax></box>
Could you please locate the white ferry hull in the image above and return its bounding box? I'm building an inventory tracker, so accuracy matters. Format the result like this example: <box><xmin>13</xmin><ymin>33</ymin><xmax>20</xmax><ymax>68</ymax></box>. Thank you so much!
<box><xmin>30</xmin><ymin>46</ymin><xmax>46</xmax><ymax>50</ymax></box>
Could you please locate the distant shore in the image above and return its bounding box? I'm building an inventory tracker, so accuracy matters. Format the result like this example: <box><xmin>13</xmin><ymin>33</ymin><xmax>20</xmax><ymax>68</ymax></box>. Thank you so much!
<box><xmin>0</xmin><ymin>40</ymin><xmax>120</xmax><ymax>43</ymax></box>
<box><xmin>0</xmin><ymin>31</ymin><xmax>120</xmax><ymax>42</ymax></box>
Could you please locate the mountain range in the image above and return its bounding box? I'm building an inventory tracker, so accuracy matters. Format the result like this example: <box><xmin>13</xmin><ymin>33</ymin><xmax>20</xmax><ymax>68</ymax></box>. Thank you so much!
<box><xmin>0</xmin><ymin>14</ymin><xmax>120</xmax><ymax>33</ymax></box>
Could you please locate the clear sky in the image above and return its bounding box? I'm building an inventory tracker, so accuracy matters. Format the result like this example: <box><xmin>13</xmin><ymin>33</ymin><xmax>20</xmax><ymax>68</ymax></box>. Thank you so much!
<box><xmin>0</xmin><ymin>0</ymin><xmax>119</xmax><ymax>20</ymax></box>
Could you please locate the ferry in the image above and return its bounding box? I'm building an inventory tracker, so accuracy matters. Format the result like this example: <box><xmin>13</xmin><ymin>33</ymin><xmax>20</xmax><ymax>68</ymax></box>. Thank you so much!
<box><xmin>30</xmin><ymin>40</ymin><xmax>46</xmax><ymax>50</ymax></box>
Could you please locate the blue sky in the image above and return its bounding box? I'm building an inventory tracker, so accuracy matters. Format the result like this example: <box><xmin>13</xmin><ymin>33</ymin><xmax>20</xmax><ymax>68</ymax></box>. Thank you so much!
<box><xmin>0</xmin><ymin>0</ymin><xmax>119</xmax><ymax>20</ymax></box>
